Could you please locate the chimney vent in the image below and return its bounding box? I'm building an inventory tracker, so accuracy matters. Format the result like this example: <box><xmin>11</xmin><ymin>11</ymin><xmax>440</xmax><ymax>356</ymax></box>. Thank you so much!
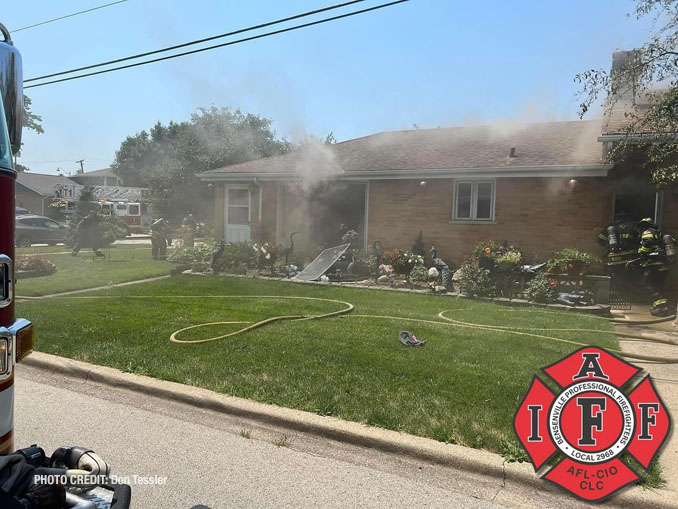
<box><xmin>508</xmin><ymin>147</ymin><xmax>516</xmax><ymax>158</ymax></box>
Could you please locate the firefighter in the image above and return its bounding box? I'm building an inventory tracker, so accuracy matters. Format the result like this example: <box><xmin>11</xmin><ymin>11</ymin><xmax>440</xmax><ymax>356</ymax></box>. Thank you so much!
<box><xmin>597</xmin><ymin>215</ymin><xmax>639</xmax><ymax>274</ymax></box>
<box><xmin>71</xmin><ymin>212</ymin><xmax>104</xmax><ymax>257</ymax></box>
<box><xmin>150</xmin><ymin>218</ymin><xmax>171</xmax><ymax>260</ymax></box>
<box><xmin>631</xmin><ymin>217</ymin><xmax>675</xmax><ymax>317</ymax></box>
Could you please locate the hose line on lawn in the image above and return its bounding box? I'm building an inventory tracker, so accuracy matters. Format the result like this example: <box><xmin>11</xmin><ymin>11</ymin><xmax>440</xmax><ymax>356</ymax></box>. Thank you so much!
<box><xmin>18</xmin><ymin>294</ymin><xmax>678</xmax><ymax>363</ymax></box>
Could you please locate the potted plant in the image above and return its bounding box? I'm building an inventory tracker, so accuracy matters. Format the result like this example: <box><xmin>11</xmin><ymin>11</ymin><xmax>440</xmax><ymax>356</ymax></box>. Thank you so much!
<box><xmin>547</xmin><ymin>248</ymin><xmax>597</xmax><ymax>276</ymax></box>
<box><xmin>495</xmin><ymin>249</ymin><xmax>523</xmax><ymax>271</ymax></box>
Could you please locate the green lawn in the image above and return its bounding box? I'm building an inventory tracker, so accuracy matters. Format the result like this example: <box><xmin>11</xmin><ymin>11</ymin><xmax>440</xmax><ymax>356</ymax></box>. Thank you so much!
<box><xmin>17</xmin><ymin>275</ymin><xmax>618</xmax><ymax>456</ymax></box>
<box><xmin>16</xmin><ymin>244</ymin><xmax>172</xmax><ymax>296</ymax></box>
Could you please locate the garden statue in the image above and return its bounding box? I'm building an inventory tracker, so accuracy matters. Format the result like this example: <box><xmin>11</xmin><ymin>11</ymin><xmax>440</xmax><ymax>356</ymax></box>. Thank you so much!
<box><xmin>430</xmin><ymin>246</ymin><xmax>451</xmax><ymax>291</ymax></box>
<box><xmin>71</xmin><ymin>212</ymin><xmax>104</xmax><ymax>258</ymax></box>
<box><xmin>209</xmin><ymin>240</ymin><xmax>225</xmax><ymax>273</ymax></box>
<box><xmin>282</xmin><ymin>232</ymin><xmax>298</xmax><ymax>267</ymax></box>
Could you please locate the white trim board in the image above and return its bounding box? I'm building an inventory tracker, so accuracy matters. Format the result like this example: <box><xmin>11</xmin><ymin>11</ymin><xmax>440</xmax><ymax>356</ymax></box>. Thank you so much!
<box><xmin>198</xmin><ymin>164</ymin><xmax>612</xmax><ymax>182</ymax></box>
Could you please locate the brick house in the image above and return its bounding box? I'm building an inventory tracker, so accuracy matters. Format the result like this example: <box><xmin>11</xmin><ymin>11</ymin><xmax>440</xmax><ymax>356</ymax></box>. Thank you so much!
<box><xmin>198</xmin><ymin>119</ymin><xmax>678</xmax><ymax>275</ymax></box>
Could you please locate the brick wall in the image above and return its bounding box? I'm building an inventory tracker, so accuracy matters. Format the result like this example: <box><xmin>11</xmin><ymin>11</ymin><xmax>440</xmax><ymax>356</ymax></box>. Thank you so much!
<box><xmin>367</xmin><ymin>177</ymin><xmax>613</xmax><ymax>267</ymax></box>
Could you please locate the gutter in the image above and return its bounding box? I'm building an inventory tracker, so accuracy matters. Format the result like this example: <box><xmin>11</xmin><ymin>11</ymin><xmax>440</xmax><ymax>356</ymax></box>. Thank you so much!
<box><xmin>197</xmin><ymin>164</ymin><xmax>613</xmax><ymax>182</ymax></box>
<box><xmin>599</xmin><ymin>133</ymin><xmax>678</xmax><ymax>142</ymax></box>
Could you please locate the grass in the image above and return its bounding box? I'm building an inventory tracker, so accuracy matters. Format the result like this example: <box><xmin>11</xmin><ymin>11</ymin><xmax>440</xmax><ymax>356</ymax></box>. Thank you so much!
<box><xmin>239</xmin><ymin>428</ymin><xmax>252</xmax><ymax>439</ymax></box>
<box><xmin>15</xmin><ymin>244</ymin><xmax>172</xmax><ymax>296</ymax></box>
<box><xmin>17</xmin><ymin>275</ymin><xmax>620</xmax><ymax>457</ymax></box>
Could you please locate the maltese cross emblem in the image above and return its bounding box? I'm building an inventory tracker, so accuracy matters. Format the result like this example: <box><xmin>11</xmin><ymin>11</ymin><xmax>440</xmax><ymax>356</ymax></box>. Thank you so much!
<box><xmin>514</xmin><ymin>346</ymin><xmax>671</xmax><ymax>502</ymax></box>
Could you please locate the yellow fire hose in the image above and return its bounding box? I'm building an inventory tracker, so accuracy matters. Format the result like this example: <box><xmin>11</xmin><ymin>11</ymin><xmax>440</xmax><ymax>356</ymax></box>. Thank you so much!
<box><xmin>20</xmin><ymin>294</ymin><xmax>678</xmax><ymax>364</ymax></box>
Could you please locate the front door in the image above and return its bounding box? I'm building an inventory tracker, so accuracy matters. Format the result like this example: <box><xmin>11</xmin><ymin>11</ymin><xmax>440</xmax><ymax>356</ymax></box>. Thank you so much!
<box><xmin>225</xmin><ymin>186</ymin><xmax>251</xmax><ymax>242</ymax></box>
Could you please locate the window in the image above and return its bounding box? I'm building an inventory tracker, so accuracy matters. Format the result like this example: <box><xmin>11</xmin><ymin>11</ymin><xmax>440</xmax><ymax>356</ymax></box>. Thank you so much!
<box><xmin>128</xmin><ymin>204</ymin><xmax>140</xmax><ymax>216</ymax></box>
<box><xmin>453</xmin><ymin>180</ymin><xmax>495</xmax><ymax>221</ymax></box>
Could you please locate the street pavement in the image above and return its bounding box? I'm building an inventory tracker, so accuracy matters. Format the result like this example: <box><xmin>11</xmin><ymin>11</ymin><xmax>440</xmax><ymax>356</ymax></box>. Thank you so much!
<box><xmin>14</xmin><ymin>365</ymin><xmax>507</xmax><ymax>509</ymax></box>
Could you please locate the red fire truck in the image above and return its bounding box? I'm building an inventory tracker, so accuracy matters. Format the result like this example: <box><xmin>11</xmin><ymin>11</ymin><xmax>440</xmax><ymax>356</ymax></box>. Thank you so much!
<box><xmin>0</xmin><ymin>24</ymin><xmax>130</xmax><ymax>508</ymax></box>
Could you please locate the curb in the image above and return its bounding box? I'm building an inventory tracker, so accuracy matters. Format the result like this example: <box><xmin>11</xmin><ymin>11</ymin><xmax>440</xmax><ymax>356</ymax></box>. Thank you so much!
<box><xmin>22</xmin><ymin>352</ymin><xmax>676</xmax><ymax>508</ymax></box>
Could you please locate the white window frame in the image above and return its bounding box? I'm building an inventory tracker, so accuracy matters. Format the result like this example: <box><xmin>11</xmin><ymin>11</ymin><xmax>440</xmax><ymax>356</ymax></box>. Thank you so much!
<box><xmin>452</xmin><ymin>179</ymin><xmax>495</xmax><ymax>222</ymax></box>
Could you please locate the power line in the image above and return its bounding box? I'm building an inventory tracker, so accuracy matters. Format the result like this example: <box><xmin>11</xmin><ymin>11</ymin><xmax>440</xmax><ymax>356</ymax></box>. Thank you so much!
<box><xmin>25</xmin><ymin>0</ymin><xmax>365</xmax><ymax>84</ymax></box>
<box><xmin>25</xmin><ymin>0</ymin><xmax>409</xmax><ymax>89</ymax></box>
<box><xmin>12</xmin><ymin>0</ymin><xmax>128</xmax><ymax>33</ymax></box>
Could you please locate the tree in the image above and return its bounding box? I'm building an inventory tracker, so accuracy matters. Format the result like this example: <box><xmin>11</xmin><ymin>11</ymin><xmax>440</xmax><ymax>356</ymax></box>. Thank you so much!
<box><xmin>111</xmin><ymin>107</ymin><xmax>291</xmax><ymax>222</ymax></box>
<box><xmin>22</xmin><ymin>96</ymin><xmax>43</xmax><ymax>135</ymax></box>
<box><xmin>14</xmin><ymin>95</ymin><xmax>44</xmax><ymax>172</ymax></box>
<box><xmin>576</xmin><ymin>0</ymin><xmax>678</xmax><ymax>188</ymax></box>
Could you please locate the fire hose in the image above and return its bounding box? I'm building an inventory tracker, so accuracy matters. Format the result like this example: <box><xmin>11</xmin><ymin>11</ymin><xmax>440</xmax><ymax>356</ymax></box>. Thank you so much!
<box><xmin>17</xmin><ymin>294</ymin><xmax>678</xmax><ymax>362</ymax></box>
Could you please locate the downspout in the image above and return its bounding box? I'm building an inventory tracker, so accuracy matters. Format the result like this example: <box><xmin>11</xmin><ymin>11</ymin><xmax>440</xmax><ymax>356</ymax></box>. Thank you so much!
<box><xmin>253</xmin><ymin>177</ymin><xmax>262</xmax><ymax>229</ymax></box>
<box><xmin>41</xmin><ymin>195</ymin><xmax>50</xmax><ymax>216</ymax></box>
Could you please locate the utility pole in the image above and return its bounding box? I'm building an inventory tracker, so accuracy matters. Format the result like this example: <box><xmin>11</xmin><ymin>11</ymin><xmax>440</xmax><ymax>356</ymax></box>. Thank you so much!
<box><xmin>75</xmin><ymin>159</ymin><xmax>84</xmax><ymax>174</ymax></box>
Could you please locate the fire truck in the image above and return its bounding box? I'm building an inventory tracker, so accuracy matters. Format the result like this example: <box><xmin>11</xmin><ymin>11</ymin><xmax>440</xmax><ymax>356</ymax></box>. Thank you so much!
<box><xmin>98</xmin><ymin>198</ymin><xmax>151</xmax><ymax>235</ymax></box>
<box><xmin>0</xmin><ymin>24</ymin><xmax>130</xmax><ymax>508</ymax></box>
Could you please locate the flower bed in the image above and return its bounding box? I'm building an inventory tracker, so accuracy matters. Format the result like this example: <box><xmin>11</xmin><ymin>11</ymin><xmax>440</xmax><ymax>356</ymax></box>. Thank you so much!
<box><xmin>16</xmin><ymin>257</ymin><xmax>56</xmax><ymax>278</ymax></box>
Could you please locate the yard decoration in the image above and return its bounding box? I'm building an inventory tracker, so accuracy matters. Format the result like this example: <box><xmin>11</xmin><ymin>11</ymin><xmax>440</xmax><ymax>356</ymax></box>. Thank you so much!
<box><xmin>209</xmin><ymin>240</ymin><xmax>225</xmax><ymax>273</ymax></box>
<box><xmin>282</xmin><ymin>232</ymin><xmax>299</xmax><ymax>268</ymax></box>
<box><xmin>429</xmin><ymin>246</ymin><xmax>451</xmax><ymax>290</ymax></box>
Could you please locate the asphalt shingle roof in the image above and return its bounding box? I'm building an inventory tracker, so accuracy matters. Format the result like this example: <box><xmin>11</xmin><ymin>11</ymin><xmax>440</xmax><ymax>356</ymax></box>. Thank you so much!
<box><xmin>201</xmin><ymin>120</ymin><xmax>604</xmax><ymax>177</ymax></box>
<box><xmin>16</xmin><ymin>172</ymin><xmax>80</xmax><ymax>196</ymax></box>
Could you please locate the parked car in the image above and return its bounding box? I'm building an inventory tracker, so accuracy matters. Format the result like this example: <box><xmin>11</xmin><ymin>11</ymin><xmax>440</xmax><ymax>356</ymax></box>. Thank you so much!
<box><xmin>15</xmin><ymin>214</ymin><xmax>67</xmax><ymax>247</ymax></box>
<box><xmin>15</xmin><ymin>206</ymin><xmax>28</xmax><ymax>215</ymax></box>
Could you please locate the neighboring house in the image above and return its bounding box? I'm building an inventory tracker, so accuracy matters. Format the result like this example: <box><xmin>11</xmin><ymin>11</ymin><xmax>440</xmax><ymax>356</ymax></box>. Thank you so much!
<box><xmin>15</xmin><ymin>172</ymin><xmax>82</xmax><ymax>217</ymax></box>
<box><xmin>70</xmin><ymin>168</ymin><xmax>122</xmax><ymax>187</ymax></box>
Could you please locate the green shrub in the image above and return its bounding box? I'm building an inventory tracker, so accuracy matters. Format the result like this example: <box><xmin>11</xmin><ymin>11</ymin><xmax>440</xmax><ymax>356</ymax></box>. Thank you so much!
<box><xmin>351</xmin><ymin>249</ymin><xmax>378</xmax><ymax>277</ymax></box>
<box><xmin>523</xmin><ymin>274</ymin><xmax>558</xmax><ymax>303</ymax></box>
<box><xmin>167</xmin><ymin>242</ymin><xmax>215</xmax><ymax>272</ymax></box>
<box><xmin>409</xmin><ymin>264</ymin><xmax>428</xmax><ymax>283</ymax></box>
<box><xmin>222</xmin><ymin>241</ymin><xmax>255</xmax><ymax>268</ymax></box>
<box><xmin>252</xmin><ymin>242</ymin><xmax>282</xmax><ymax>270</ymax></box>
<box><xmin>458</xmin><ymin>260</ymin><xmax>495</xmax><ymax>297</ymax></box>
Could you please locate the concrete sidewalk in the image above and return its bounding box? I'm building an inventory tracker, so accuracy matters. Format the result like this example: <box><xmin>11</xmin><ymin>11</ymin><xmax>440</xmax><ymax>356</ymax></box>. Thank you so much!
<box><xmin>615</xmin><ymin>305</ymin><xmax>678</xmax><ymax>493</ymax></box>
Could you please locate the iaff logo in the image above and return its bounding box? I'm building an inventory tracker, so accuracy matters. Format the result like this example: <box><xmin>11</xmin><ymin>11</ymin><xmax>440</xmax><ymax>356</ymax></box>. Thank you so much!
<box><xmin>514</xmin><ymin>346</ymin><xmax>671</xmax><ymax>502</ymax></box>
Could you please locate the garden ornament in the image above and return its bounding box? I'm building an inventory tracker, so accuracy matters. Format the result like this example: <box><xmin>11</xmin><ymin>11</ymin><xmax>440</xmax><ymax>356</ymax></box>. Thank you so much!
<box><xmin>209</xmin><ymin>240</ymin><xmax>225</xmax><ymax>273</ymax></box>
<box><xmin>399</xmin><ymin>331</ymin><xmax>426</xmax><ymax>347</ymax></box>
<box><xmin>429</xmin><ymin>246</ymin><xmax>451</xmax><ymax>291</ymax></box>
<box><xmin>283</xmin><ymin>232</ymin><xmax>298</xmax><ymax>267</ymax></box>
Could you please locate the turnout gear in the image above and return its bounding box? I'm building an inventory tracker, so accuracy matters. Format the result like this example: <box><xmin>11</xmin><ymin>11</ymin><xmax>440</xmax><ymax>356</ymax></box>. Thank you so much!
<box><xmin>71</xmin><ymin>213</ymin><xmax>104</xmax><ymax>257</ymax></box>
<box><xmin>637</xmin><ymin>219</ymin><xmax>673</xmax><ymax>317</ymax></box>
<box><xmin>150</xmin><ymin>218</ymin><xmax>171</xmax><ymax>260</ymax></box>
<box><xmin>598</xmin><ymin>221</ymin><xmax>638</xmax><ymax>268</ymax></box>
